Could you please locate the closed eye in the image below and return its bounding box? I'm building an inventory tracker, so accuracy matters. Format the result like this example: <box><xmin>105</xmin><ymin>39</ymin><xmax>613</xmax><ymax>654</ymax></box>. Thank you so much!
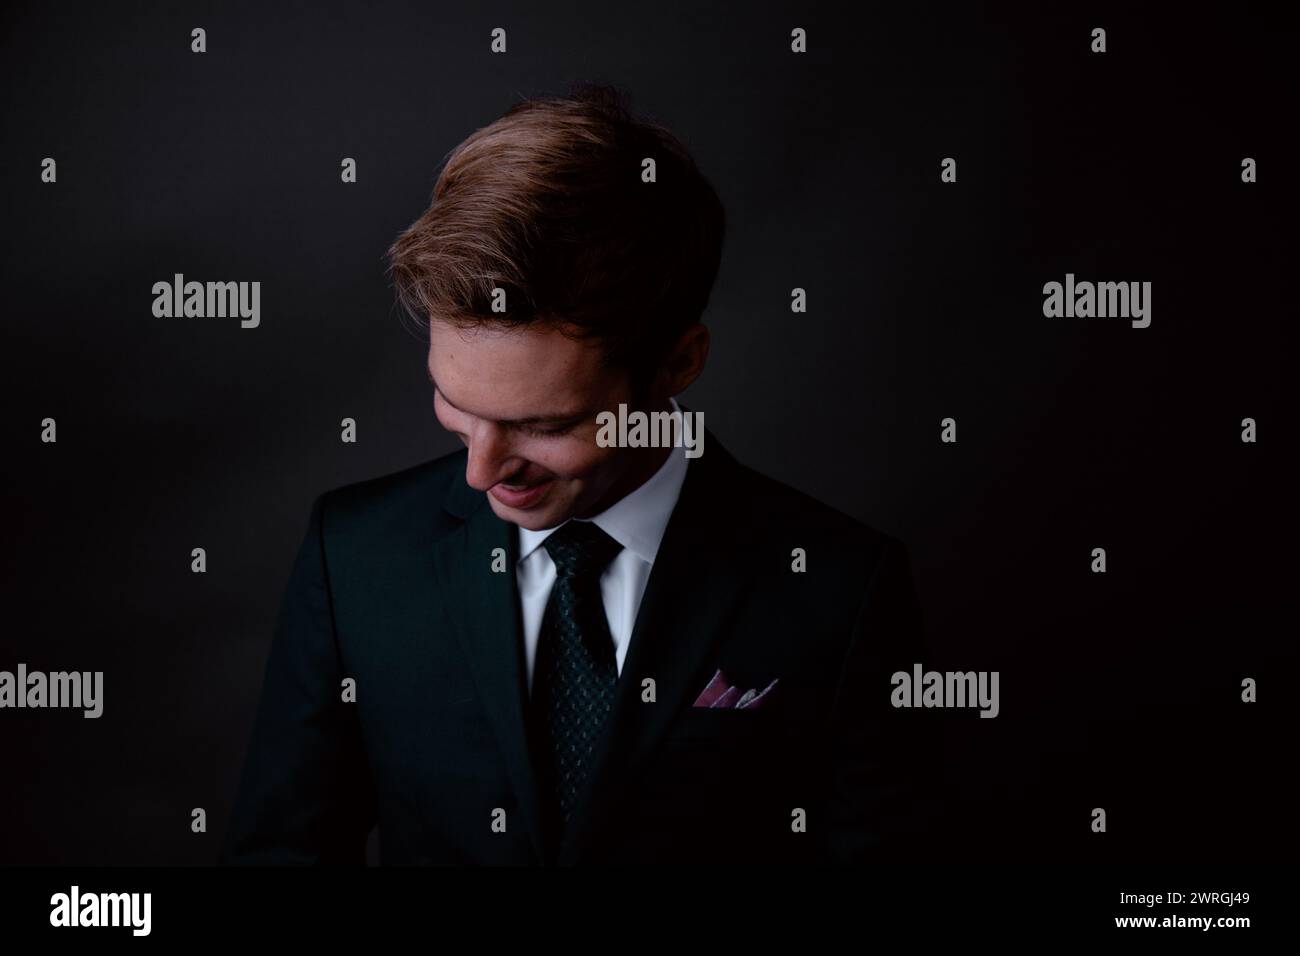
<box><xmin>518</xmin><ymin>420</ymin><xmax>580</xmax><ymax>438</ymax></box>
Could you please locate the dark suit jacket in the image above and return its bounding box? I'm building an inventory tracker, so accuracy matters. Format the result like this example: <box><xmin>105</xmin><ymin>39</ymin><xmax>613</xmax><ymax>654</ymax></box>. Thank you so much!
<box><xmin>222</xmin><ymin>433</ymin><xmax>930</xmax><ymax>865</ymax></box>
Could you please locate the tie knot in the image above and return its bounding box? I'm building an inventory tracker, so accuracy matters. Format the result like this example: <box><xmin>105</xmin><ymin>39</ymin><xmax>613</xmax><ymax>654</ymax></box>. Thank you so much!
<box><xmin>543</xmin><ymin>520</ymin><xmax>622</xmax><ymax>579</ymax></box>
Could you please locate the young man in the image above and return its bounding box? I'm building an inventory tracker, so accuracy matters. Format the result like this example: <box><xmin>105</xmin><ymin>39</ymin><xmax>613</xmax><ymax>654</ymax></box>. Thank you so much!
<box><xmin>223</xmin><ymin>84</ymin><xmax>928</xmax><ymax>866</ymax></box>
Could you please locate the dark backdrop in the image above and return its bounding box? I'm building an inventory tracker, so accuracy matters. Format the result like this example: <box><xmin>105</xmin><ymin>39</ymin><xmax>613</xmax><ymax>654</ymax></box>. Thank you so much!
<box><xmin>0</xmin><ymin>0</ymin><xmax>1288</xmax><ymax>864</ymax></box>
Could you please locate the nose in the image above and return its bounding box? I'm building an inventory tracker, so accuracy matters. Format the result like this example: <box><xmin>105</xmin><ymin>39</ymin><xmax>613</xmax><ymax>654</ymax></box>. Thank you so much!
<box><xmin>463</xmin><ymin>422</ymin><xmax>521</xmax><ymax>491</ymax></box>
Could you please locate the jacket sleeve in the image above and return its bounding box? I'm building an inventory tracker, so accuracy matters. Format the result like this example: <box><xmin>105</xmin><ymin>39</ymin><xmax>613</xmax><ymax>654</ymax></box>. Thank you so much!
<box><xmin>817</xmin><ymin>535</ymin><xmax>933</xmax><ymax>863</ymax></box>
<box><xmin>220</xmin><ymin>492</ymin><xmax>376</xmax><ymax>864</ymax></box>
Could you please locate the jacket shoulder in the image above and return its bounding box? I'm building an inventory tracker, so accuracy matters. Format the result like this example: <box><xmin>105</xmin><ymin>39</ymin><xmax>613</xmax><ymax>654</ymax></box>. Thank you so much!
<box><xmin>722</xmin><ymin>459</ymin><xmax>907</xmax><ymax>580</ymax></box>
<box><xmin>737</xmin><ymin>461</ymin><xmax>898</xmax><ymax>544</ymax></box>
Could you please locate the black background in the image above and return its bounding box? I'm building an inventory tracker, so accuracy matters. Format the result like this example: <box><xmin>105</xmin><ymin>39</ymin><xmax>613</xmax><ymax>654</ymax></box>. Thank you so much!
<box><xmin>0</xmin><ymin>0</ymin><xmax>1289</xmax><ymax>864</ymax></box>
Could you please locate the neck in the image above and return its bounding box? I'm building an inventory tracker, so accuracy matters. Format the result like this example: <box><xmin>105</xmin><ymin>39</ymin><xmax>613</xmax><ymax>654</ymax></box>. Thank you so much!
<box><xmin>575</xmin><ymin>398</ymin><xmax>677</xmax><ymax>518</ymax></box>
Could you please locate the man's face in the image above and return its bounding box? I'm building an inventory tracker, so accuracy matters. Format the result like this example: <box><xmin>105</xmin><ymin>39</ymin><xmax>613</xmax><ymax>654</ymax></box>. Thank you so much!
<box><xmin>427</xmin><ymin>318</ymin><xmax>650</xmax><ymax>531</ymax></box>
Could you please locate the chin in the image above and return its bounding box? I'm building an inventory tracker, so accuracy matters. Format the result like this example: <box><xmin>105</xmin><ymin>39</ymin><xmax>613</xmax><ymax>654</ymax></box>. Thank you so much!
<box><xmin>512</xmin><ymin>512</ymin><xmax>556</xmax><ymax>532</ymax></box>
<box><xmin>488</xmin><ymin>497</ymin><xmax>563</xmax><ymax>531</ymax></box>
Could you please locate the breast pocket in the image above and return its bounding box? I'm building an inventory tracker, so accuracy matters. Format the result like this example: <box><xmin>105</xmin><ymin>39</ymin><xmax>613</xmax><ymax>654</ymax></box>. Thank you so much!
<box><xmin>666</xmin><ymin>705</ymin><xmax>779</xmax><ymax>744</ymax></box>
<box><xmin>651</xmin><ymin>706</ymin><xmax>792</xmax><ymax>813</ymax></box>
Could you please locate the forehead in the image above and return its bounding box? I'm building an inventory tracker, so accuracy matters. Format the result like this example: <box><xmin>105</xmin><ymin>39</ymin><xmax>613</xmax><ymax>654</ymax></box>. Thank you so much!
<box><xmin>426</xmin><ymin>319</ymin><xmax>613</xmax><ymax>418</ymax></box>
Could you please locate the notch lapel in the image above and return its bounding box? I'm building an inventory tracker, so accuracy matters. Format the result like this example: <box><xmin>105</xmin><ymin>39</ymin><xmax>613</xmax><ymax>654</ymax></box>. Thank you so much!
<box><xmin>429</xmin><ymin>486</ymin><xmax>547</xmax><ymax>864</ymax></box>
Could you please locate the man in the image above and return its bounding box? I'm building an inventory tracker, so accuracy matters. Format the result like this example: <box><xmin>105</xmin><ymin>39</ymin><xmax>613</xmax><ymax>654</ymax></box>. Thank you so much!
<box><xmin>223</xmin><ymin>84</ymin><xmax>929</xmax><ymax>866</ymax></box>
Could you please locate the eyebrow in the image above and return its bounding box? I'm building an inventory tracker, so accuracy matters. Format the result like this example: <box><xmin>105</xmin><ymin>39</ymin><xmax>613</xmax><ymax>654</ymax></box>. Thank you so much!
<box><xmin>427</xmin><ymin>369</ymin><xmax>588</xmax><ymax>426</ymax></box>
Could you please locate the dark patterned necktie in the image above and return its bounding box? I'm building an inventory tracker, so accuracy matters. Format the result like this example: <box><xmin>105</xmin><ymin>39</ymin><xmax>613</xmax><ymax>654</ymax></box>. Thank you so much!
<box><xmin>531</xmin><ymin>519</ymin><xmax>624</xmax><ymax>838</ymax></box>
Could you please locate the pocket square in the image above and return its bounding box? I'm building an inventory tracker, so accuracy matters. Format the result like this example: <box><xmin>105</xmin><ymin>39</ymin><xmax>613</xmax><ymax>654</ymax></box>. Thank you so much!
<box><xmin>692</xmin><ymin>669</ymin><xmax>780</xmax><ymax>710</ymax></box>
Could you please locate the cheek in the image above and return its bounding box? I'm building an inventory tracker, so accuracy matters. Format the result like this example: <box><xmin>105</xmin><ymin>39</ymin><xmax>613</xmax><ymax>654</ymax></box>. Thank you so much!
<box><xmin>526</xmin><ymin>433</ymin><xmax>617</xmax><ymax>480</ymax></box>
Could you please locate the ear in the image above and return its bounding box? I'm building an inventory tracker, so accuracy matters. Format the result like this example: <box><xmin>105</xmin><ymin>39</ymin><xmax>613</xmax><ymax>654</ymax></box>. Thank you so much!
<box><xmin>654</xmin><ymin>323</ymin><xmax>710</xmax><ymax>398</ymax></box>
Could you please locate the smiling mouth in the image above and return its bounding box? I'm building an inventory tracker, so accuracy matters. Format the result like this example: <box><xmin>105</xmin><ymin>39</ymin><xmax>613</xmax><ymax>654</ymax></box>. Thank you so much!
<box><xmin>489</xmin><ymin>478</ymin><xmax>554</xmax><ymax>509</ymax></box>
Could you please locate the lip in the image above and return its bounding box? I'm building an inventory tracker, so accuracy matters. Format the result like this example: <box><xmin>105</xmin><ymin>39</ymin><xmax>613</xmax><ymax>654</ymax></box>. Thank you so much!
<box><xmin>489</xmin><ymin>479</ymin><xmax>553</xmax><ymax>510</ymax></box>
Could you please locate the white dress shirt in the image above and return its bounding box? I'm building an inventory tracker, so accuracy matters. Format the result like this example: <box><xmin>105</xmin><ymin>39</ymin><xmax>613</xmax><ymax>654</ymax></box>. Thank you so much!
<box><xmin>516</xmin><ymin>406</ymin><xmax>690</xmax><ymax>695</ymax></box>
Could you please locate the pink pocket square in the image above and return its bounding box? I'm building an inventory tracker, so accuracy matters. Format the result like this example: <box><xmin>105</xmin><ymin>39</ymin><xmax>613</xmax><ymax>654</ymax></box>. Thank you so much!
<box><xmin>692</xmin><ymin>669</ymin><xmax>780</xmax><ymax>709</ymax></box>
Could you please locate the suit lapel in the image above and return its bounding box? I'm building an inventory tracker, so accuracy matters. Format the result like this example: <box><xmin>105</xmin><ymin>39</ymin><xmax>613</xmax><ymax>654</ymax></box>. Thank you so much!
<box><xmin>429</xmin><ymin>485</ymin><xmax>547</xmax><ymax>864</ymax></box>
<box><xmin>557</xmin><ymin>436</ymin><xmax>753</xmax><ymax>864</ymax></box>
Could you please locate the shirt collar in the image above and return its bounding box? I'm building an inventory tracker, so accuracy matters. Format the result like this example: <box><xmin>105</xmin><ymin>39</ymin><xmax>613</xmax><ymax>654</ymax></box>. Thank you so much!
<box><xmin>517</xmin><ymin>397</ymin><xmax>690</xmax><ymax>565</ymax></box>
